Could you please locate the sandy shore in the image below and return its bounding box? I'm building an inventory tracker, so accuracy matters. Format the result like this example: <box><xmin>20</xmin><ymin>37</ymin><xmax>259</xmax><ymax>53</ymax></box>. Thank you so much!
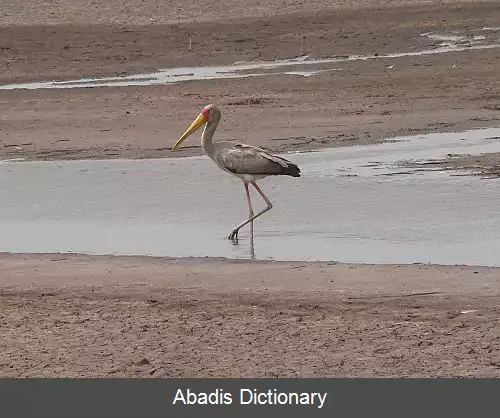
<box><xmin>1</xmin><ymin>1</ymin><xmax>500</xmax><ymax>161</ymax></box>
<box><xmin>1</xmin><ymin>253</ymin><xmax>499</xmax><ymax>377</ymax></box>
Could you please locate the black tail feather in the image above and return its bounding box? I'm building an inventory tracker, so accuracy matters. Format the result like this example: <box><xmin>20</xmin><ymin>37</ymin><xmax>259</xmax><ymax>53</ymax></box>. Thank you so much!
<box><xmin>281</xmin><ymin>162</ymin><xmax>301</xmax><ymax>177</ymax></box>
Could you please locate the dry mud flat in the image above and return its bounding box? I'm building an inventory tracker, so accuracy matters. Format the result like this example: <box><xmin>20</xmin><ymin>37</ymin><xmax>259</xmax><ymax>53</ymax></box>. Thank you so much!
<box><xmin>0</xmin><ymin>254</ymin><xmax>499</xmax><ymax>377</ymax></box>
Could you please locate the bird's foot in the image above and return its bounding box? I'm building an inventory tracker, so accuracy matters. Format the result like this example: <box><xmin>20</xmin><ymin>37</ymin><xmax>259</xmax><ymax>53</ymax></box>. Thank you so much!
<box><xmin>228</xmin><ymin>229</ymin><xmax>239</xmax><ymax>241</ymax></box>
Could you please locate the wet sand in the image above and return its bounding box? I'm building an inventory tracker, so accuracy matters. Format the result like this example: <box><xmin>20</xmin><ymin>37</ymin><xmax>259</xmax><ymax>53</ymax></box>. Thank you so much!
<box><xmin>1</xmin><ymin>253</ymin><xmax>499</xmax><ymax>377</ymax></box>
<box><xmin>1</xmin><ymin>0</ymin><xmax>500</xmax><ymax>377</ymax></box>
<box><xmin>400</xmin><ymin>151</ymin><xmax>500</xmax><ymax>178</ymax></box>
<box><xmin>1</xmin><ymin>1</ymin><xmax>500</xmax><ymax>160</ymax></box>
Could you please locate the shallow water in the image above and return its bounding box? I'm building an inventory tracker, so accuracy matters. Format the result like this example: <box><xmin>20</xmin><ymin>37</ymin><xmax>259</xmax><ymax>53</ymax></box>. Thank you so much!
<box><xmin>1</xmin><ymin>30</ymin><xmax>499</xmax><ymax>90</ymax></box>
<box><xmin>1</xmin><ymin>127</ymin><xmax>499</xmax><ymax>265</ymax></box>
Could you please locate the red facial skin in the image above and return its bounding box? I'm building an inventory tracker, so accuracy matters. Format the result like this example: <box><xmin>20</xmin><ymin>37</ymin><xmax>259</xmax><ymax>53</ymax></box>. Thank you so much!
<box><xmin>201</xmin><ymin>106</ymin><xmax>211</xmax><ymax>119</ymax></box>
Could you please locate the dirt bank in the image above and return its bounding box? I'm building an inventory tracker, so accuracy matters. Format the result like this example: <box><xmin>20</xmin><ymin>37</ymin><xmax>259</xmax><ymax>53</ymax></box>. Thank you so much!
<box><xmin>0</xmin><ymin>253</ymin><xmax>499</xmax><ymax>377</ymax></box>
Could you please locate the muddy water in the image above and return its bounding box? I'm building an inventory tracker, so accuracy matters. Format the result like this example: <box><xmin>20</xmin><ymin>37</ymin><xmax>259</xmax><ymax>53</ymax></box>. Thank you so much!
<box><xmin>1</xmin><ymin>29</ymin><xmax>499</xmax><ymax>90</ymax></box>
<box><xmin>1</xmin><ymin>127</ymin><xmax>499</xmax><ymax>265</ymax></box>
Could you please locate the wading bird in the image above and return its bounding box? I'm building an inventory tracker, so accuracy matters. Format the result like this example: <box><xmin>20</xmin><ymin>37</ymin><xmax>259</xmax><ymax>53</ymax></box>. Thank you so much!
<box><xmin>172</xmin><ymin>104</ymin><xmax>301</xmax><ymax>241</ymax></box>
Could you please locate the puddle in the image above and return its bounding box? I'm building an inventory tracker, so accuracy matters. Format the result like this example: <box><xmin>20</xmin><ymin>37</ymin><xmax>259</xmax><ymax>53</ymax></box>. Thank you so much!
<box><xmin>1</xmin><ymin>127</ymin><xmax>500</xmax><ymax>266</ymax></box>
<box><xmin>420</xmin><ymin>32</ymin><xmax>487</xmax><ymax>46</ymax></box>
<box><xmin>0</xmin><ymin>56</ymin><xmax>336</xmax><ymax>90</ymax></box>
<box><xmin>1</xmin><ymin>30</ymin><xmax>500</xmax><ymax>90</ymax></box>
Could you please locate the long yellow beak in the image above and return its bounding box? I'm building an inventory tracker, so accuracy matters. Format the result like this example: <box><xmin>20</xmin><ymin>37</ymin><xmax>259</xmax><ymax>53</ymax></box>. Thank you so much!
<box><xmin>172</xmin><ymin>112</ymin><xmax>208</xmax><ymax>151</ymax></box>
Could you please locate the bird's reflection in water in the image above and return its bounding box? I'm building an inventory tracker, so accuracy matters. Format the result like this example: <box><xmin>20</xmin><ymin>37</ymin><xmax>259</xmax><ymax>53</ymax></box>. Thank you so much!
<box><xmin>250</xmin><ymin>227</ymin><xmax>255</xmax><ymax>260</ymax></box>
<box><xmin>230</xmin><ymin>223</ymin><xmax>256</xmax><ymax>260</ymax></box>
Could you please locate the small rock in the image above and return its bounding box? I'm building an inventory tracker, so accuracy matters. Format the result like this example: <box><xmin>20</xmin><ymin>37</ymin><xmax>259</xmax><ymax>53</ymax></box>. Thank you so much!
<box><xmin>137</xmin><ymin>358</ymin><xmax>150</xmax><ymax>366</ymax></box>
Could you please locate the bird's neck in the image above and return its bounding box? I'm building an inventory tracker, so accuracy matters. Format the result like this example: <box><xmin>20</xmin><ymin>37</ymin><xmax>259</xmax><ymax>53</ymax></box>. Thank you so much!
<box><xmin>201</xmin><ymin>118</ymin><xmax>219</xmax><ymax>154</ymax></box>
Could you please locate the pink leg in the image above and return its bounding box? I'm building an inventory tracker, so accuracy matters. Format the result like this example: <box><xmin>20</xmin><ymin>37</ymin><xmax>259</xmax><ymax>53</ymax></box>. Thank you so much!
<box><xmin>228</xmin><ymin>181</ymin><xmax>273</xmax><ymax>240</ymax></box>
<box><xmin>251</xmin><ymin>182</ymin><xmax>273</xmax><ymax>208</ymax></box>
<box><xmin>245</xmin><ymin>183</ymin><xmax>255</xmax><ymax>238</ymax></box>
